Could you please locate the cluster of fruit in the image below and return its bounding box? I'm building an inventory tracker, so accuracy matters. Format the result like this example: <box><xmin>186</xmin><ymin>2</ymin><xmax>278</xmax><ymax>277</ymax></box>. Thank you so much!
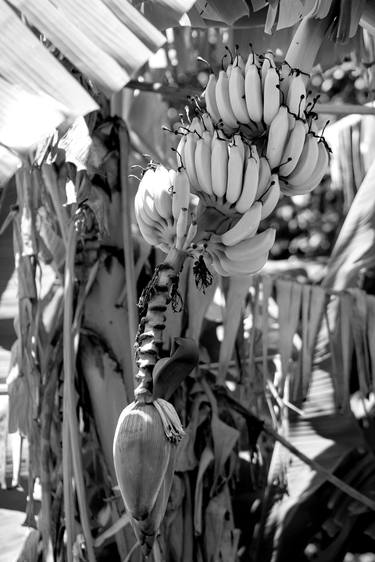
<box><xmin>134</xmin><ymin>163</ymin><xmax>198</xmax><ymax>254</ymax></box>
<box><xmin>134</xmin><ymin>48</ymin><xmax>331</xmax><ymax>278</ymax></box>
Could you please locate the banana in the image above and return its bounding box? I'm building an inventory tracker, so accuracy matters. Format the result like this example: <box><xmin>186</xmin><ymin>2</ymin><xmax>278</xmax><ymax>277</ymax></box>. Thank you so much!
<box><xmin>152</xmin><ymin>166</ymin><xmax>173</xmax><ymax>222</ymax></box>
<box><xmin>183</xmin><ymin>132</ymin><xmax>199</xmax><ymax>189</ymax></box>
<box><xmin>259</xmin><ymin>174</ymin><xmax>280</xmax><ymax>219</ymax></box>
<box><xmin>245</xmin><ymin>50</ymin><xmax>259</xmax><ymax>73</ymax></box>
<box><xmin>235</xmin><ymin>145</ymin><xmax>260</xmax><ymax>213</ymax></box>
<box><xmin>266</xmin><ymin>106</ymin><xmax>289</xmax><ymax>170</ymax></box>
<box><xmin>172</xmin><ymin>168</ymin><xmax>191</xmax><ymax>221</ymax></box>
<box><xmin>281</xmin><ymin>140</ymin><xmax>329</xmax><ymax>195</ymax></box>
<box><xmin>175</xmin><ymin>134</ymin><xmax>186</xmax><ymax>165</ymax></box>
<box><xmin>255</xmin><ymin>157</ymin><xmax>272</xmax><ymax>199</ymax></box>
<box><xmin>279</xmin><ymin>62</ymin><xmax>292</xmax><ymax>98</ymax></box>
<box><xmin>286</xmin><ymin>72</ymin><xmax>307</xmax><ymax>128</ymax></box>
<box><xmin>226</xmin><ymin>62</ymin><xmax>233</xmax><ymax>78</ymax></box>
<box><xmin>244</xmin><ymin>63</ymin><xmax>263</xmax><ymax>124</ymax></box>
<box><xmin>234</xmin><ymin>53</ymin><xmax>245</xmax><ymax>74</ymax></box>
<box><xmin>216</xmin><ymin>70</ymin><xmax>238</xmax><ymax>130</ymax></box>
<box><xmin>212</xmin><ymin>245</ymin><xmax>270</xmax><ymax>276</ymax></box>
<box><xmin>225</xmin><ymin>135</ymin><xmax>245</xmax><ymax>205</ymax></box>
<box><xmin>201</xmin><ymin>112</ymin><xmax>215</xmax><ymax>134</ymax></box>
<box><xmin>261</xmin><ymin>50</ymin><xmax>275</xmax><ymax>87</ymax></box>
<box><xmin>284</xmin><ymin>133</ymin><xmax>319</xmax><ymax>186</ymax></box>
<box><xmin>183</xmin><ymin>220</ymin><xmax>198</xmax><ymax>249</ymax></box>
<box><xmin>263</xmin><ymin>67</ymin><xmax>280</xmax><ymax>126</ymax></box>
<box><xmin>204</xmin><ymin>73</ymin><xmax>222</xmax><ymax>124</ymax></box>
<box><xmin>221</xmin><ymin>201</ymin><xmax>262</xmax><ymax>246</ymax></box>
<box><xmin>195</xmin><ymin>130</ymin><xmax>214</xmax><ymax>196</ymax></box>
<box><xmin>175</xmin><ymin>207</ymin><xmax>189</xmax><ymax>249</ymax></box>
<box><xmin>279</xmin><ymin>119</ymin><xmax>307</xmax><ymax>177</ymax></box>
<box><xmin>189</xmin><ymin>116</ymin><xmax>203</xmax><ymax>136</ymax></box>
<box><xmin>223</xmin><ymin>227</ymin><xmax>276</xmax><ymax>261</ymax></box>
<box><xmin>229</xmin><ymin>65</ymin><xmax>250</xmax><ymax>124</ymax></box>
<box><xmin>211</xmin><ymin>131</ymin><xmax>229</xmax><ymax>199</ymax></box>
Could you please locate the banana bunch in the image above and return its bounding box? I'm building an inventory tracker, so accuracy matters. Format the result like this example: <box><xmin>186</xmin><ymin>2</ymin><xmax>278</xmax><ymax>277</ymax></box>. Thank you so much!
<box><xmin>175</xmin><ymin>118</ymin><xmax>280</xmax><ymax>218</ymax></box>
<box><xmin>204</xmin><ymin>49</ymin><xmax>281</xmax><ymax>135</ymax></box>
<box><xmin>134</xmin><ymin>163</ymin><xmax>197</xmax><ymax>253</ymax></box>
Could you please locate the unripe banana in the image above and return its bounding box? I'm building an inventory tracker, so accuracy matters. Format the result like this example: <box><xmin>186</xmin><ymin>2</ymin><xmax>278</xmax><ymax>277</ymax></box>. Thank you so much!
<box><xmin>281</xmin><ymin>140</ymin><xmax>329</xmax><ymax>195</ymax></box>
<box><xmin>172</xmin><ymin>168</ymin><xmax>191</xmax><ymax>221</ymax></box>
<box><xmin>152</xmin><ymin>166</ymin><xmax>173</xmax><ymax>222</ymax></box>
<box><xmin>215</xmin><ymin>70</ymin><xmax>238</xmax><ymax>130</ymax></box>
<box><xmin>286</xmin><ymin>73</ymin><xmax>306</xmax><ymax>126</ymax></box>
<box><xmin>176</xmin><ymin>134</ymin><xmax>186</xmax><ymax>164</ymax></box>
<box><xmin>245</xmin><ymin>50</ymin><xmax>259</xmax><ymax>73</ymax></box>
<box><xmin>285</xmin><ymin>133</ymin><xmax>319</xmax><ymax>186</ymax></box>
<box><xmin>135</xmin><ymin>203</ymin><xmax>161</xmax><ymax>246</ymax></box>
<box><xmin>225</xmin><ymin>136</ymin><xmax>245</xmax><ymax>205</ymax></box>
<box><xmin>204</xmin><ymin>73</ymin><xmax>221</xmax><ymax>124</ymax></box>
<box><xmin>211</xmin><ymin>131</ymin><xmax>229</xmax><ymax>198</ymax></box>
<box><xmin>221</xmin><ymin>201</ymin><xmax>262</xmax><ymax>246</ymax></box>
<box><xmin>255</xmin><ymin>157</ymin><xmax>272</xmax><ymax>199</ymax></box>
<box><xmin>226</xmin><ymin>63</ymin><xmax>233</xmax><ymax>78</ymax></box>
<box><xmin>263</xmin><ymin>67</ymin><xmax>280</xmax><ymax>126</ymax></box>
<box><xmin>234</xmin><ymin>53</ymin><xmax>245</xmax><ymax>74</ymax></box>
<box><xmin>195</xmin><ymin>130</ymin><xmax>213</xmax><ymax>196</ymax></box>
<box><xmin>266</xmin><ymin>106</ymin><xmax>289</xmax><ymax>170</ymax></box>
<box><xmin>175</xmin><ymin>207</ymin><xmax>189</xmax><ymax>249</ymax></box>
<box><xmin>261</xmin><ymin>50</ymin><xmax>275</xmax><ymax>87</ymax></box>
<box><xmin>279</xmin><ymin>119</ymin><xmax>307</xmax><ymax>177</ymax></box>
<box><xmin>201</xmin><ymin>112</ymin><xmax>215</xmax><ymax>134</ymax></box>
<box><xmin>212</xmin><ymin>246</ymin><xmax>270</xmax><ymax>276</ymax></box>
<box><xmin>183</xmin><ymin>133</ymin><xmax>199</xmax><ymax>189</ymax></box>
<box><xmin>229</xmin><ymin>66</ymin><xmax>250</xmax><ymax>124</ymax></box>
<box><xmin>259</xmin><ymin>174</ymin><xmax>280</xmax><ymax>219</ymax></box>
<box><xmin>245</xmin><ymin>63</ymin><xmax>263</xmax><ymax>124</ymax></box>
<box><xmin>235</xmin><ymin>145</ymin><xmax>260</xmax><ymax>213</ymax></box>
<box><xmin>279</xmin><ymin>62</ymin><xmax>292</xmax><ymax>98</ymax></box>
<box><xmin>224</xmin><ymin>227</ymin><xmax>276</xmax><ymax>261</ymax></box>
<box><xmin>189</xmin><ymin>116</ymin><xmax>203</xmax><ymax>136</ymax></box>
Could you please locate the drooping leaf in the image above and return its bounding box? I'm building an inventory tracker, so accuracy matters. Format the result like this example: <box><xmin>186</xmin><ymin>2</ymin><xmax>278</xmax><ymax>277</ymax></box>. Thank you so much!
<box><xmin>101</xmin><ymin>0</ymin><xmax>166</xmax><ymax>52</ymax></box>
<box><xmin>152</xmin><ymin>337</ymin><xmax>200</xmax><ymax>400</ymax></box>
<box><xmin>8</xmin><ymin>0</ymin><xmax>129</xmax><ymax>95</ymax></box>
<box><xmin>323</xmin><ymin>158</ymin><xmax>375</xmax><ymax>290</ymax></box>
<box><xmin>204</xmin><ymin>485</ymin><xmax>240</xmax><ymax>562</ymax></box>
<box><xmin>55</xmin><ymin>0</ymin><xmax>153</xmax><ymax>77</ymax></box>
<box><xmin>195</xmin><ymin>0</ymin><xmax>249</xmax><ymax>25</ymax></box>
<box><xmin>217</xmin><ymin>276</ymin><xmax>251</xmax><ymax>385</ymax></box>
<box><xmin>0</xmin><ymin>0</ymin><xmax>98</xmax><ymax>118</ymax></box>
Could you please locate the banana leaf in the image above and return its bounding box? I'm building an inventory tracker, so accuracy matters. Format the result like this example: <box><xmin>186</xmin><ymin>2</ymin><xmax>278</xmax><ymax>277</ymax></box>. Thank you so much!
<box><xmin>204</xmin><ymin>484</ymin><xmax>240</xmax><ymax>562</ymax></box>
<box><xmin>193</xmin><ymin>0</ymin><xmax>249</xmax><ymax>25</ymax></box>
<box><xmin>0</xmin><ymin>0</ymin><xmax>98</xmax><ymax>118</ymax></box>
<box><xmin>8</xmin><ymin>0</ymin><xmax>129</xmax><ymax>95</ymax></box>
<box><xmin>55</xmin><ymin>0</ymin><xmax>153</xmax><ymax>77</ymax></box>
<box><xmin>217</xmin><ymin>276</ymin><xmax>252</xmax><ymax>385</ymax></box>
<box><xmin>0</xmin><ymin>146</ymin><xmax>21</xmax><ymax>187</ymax></box>
<box><xmin>322</xmin><ymin>158</ymin><xmax>375</xmax><ymax>290</ymax></box>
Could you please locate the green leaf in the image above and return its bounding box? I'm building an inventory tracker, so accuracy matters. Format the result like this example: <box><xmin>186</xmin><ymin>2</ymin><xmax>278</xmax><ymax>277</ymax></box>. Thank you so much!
<box><xmin>152</xmin><ymin>337</ymin><xmax>199</xmax><ymax>400</ymax></box>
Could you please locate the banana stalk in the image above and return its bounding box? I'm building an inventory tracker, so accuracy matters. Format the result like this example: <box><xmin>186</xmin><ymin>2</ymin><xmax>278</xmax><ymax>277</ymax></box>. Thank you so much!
<box><xmin>285</xmin><ymin>15</ymin><xmax>332</xmax><ymax>76</ymax></box>
<box><xmin>134</xmin><ymin>247</ymin><xmax>186</xmax><ymax>401</ymax></box>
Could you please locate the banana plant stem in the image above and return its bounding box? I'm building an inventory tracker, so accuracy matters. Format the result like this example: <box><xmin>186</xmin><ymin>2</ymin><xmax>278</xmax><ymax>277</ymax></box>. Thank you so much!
<box><xmin>134</xmin><ymin>247</ymin><xmax>186</xmax><ymax>400</ymax></box>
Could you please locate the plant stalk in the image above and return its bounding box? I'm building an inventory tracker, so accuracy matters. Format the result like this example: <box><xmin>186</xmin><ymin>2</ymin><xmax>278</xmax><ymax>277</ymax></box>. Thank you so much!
<box><xmin>134</xmin><ymin>247</ymin><xmax>186</xmax><ymax>401</ymax></box>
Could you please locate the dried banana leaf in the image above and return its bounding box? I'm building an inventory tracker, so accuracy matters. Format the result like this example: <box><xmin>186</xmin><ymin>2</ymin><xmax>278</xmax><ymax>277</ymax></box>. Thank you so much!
<box><xmin>56</xmin><ymin>0</ymin><xmax>152</xmax><ymax>76</ymax></box>
<box><xmin>101</xmin><ymin>0</ymin><xmax>165</xmax><ymax>52</ymax></box>
<box><xmin>0</xmin><ymin>145</ymin><xmax>21</xmax><ymax>187</ymax></box>
<box><xmin>204</xmin><ymin>485</ymin><xmax>240</xmax><ymax>562</ymax></box>
<box><xmin>276</xmin><ymin>279</ymin><xmax>302</xmax><ymax>391</ymax></box>
<box><xmin>8</xmin><ymin>0</ymin><xmax>129</xmax><ymax>95</ymax></box>
<box><xmin>194</xmin><ymin>446</ymin><xmax>214</xmax><ymax>535</ymax></box>
<box><xmin>300</xmin><ymin>284</ymin><xmax>326</xmax><ymax>402</ymax></box>
<box><xmin>217</xmin><ymin>276</ymin><xmax>251</xmax><ymax>385</ymax></box>
<box><xmin>323</xmin><ymin>158</ymin><xmax>375</xmax><ymax>290</ymax></box>
<box><xmin>175</xmin><ymin>392</ymin><xmax>210</xmax><ymax>472</ymax></box>
<box><xmin>0</xmin><ymin>0</ymin><xmax>98</xmax><ymax>118</ymax></box>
